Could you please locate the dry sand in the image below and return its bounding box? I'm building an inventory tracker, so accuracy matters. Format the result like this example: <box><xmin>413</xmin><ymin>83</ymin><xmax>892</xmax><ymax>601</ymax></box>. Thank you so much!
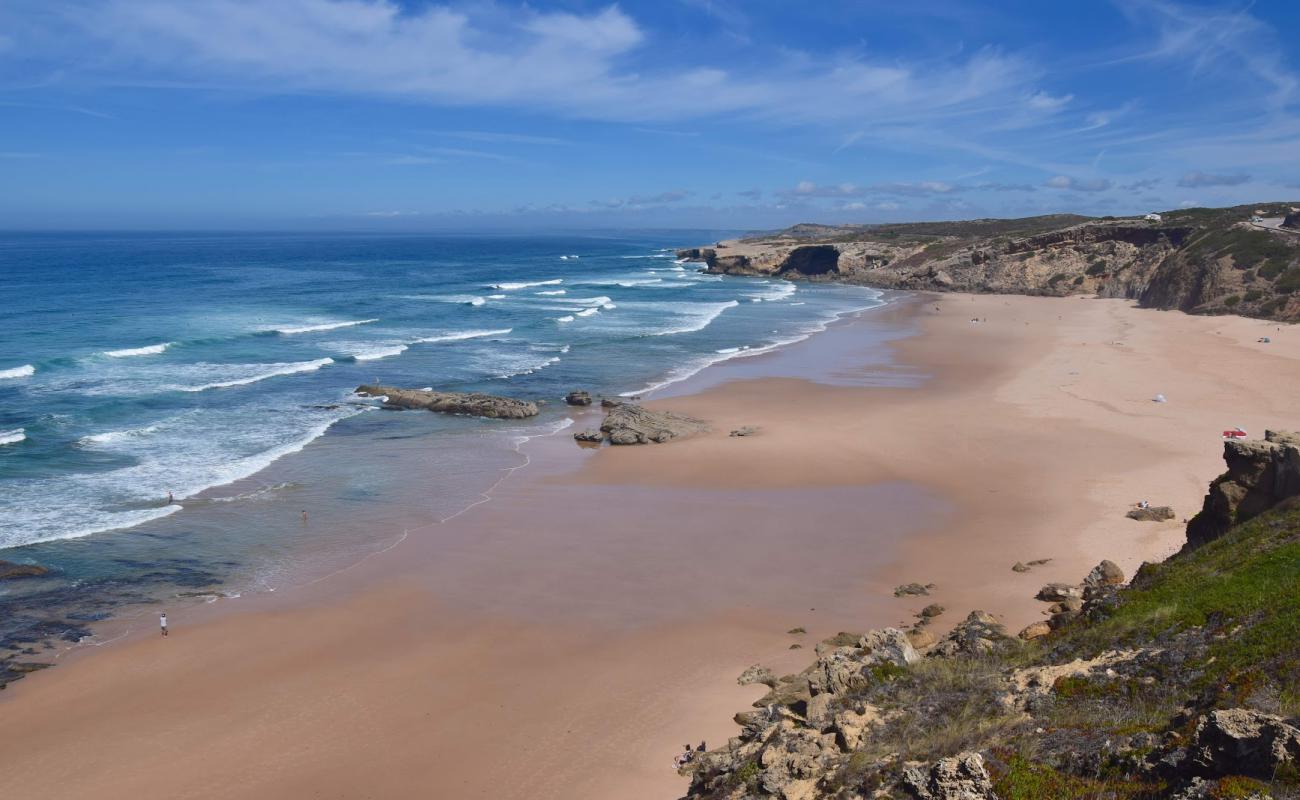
<box><xmin>1</xmin><ymin>293</ymin><xmax>1296</xmax><ymax>799</ymax></box>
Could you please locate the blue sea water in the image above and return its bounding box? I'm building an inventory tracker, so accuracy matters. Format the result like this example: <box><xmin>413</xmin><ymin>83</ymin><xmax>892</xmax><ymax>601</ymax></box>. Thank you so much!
<box><xmin>0</xmin><ymin>231</ymin><xmax>885</xmax><ymax>648</ymax></box>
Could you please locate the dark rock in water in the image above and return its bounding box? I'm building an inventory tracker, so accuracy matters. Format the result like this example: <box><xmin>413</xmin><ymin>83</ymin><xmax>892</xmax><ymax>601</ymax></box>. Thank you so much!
<box><xmin>902</xmin><ymin>752</ymin><xmax>997</xmax><ymax>800</ymax></box>
<box><xmin>564</xmin><ymin>390</ymin><xmax>592</xmax><ymax>406</ymax></box>
<box><xmin>729</xmin><ymin>425</ymin><xmax>760</xmax><ymax>437</ymax></box>
<box><xmin>355</xmin><ymin>385</ymin><xmax>538</xmax><ymax>419</ymax></box>
<box><xmin>894</xmin><ymin>582</ymin><xmax>931</xmax><ymax>597</ymax></box>
<box><xmin>1186</xmin><ymin>430</ymin><xmax>1300</xmax><ymax>549</ymax></box>
<box><xmin>599</xmin><ymin>403</ymin><xmax>708</xmax><ymax>445</ymax></box>
<box><xmin>573</xmin><ymin>429</ymin><xmax>603</xmax><ymax>443</ymax></box>
<box><xmin>599</xmin><ymin>396</ymin><xmax>624</xmax><ymax>409</ymax></box>
<box><xmin>1127</xmin><ymin>505</ymin><xmax>1176</xmax><ymax>521</ymax></box>
<box><xmin>0</xmin><ymin>561</ymin><xmax>49</xmax><ymax>580</ymax></box>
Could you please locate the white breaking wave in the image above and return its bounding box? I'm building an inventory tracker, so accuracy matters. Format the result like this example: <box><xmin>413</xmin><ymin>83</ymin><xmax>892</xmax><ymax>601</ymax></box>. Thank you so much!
<box><xmin>467</xmin><ymin>297</ymin><xmax>486</xmax><ymax>306</ymax></box>
<box><xmin>104</xmin><ymin>342</ymin><xmax>173</xmax><ymax>358</ymax></box>
<box><xmin>556</xmin><ymin>315</ymin><xmax>575</xmax><ymax>323</ymax></box>
<box><xmin>491</xmin><ymin>278</ymin><xmax>563</xmax><ymax>290</ymax></box>
<box><xmin>0</xmin><ymin>428</ymin><xmax>25</xmax><ymax>446</ymax></box>
<box><xmin>0</xmin><ymin>364</ymin><xmax>35</xmax><ymax>379</ymax></box>
<box><xmin>274</xmin><ymin>319</ymin><xmax>378</xmax><ymax>335</ymax></box>
<box><xmin>175</xmin><ymin>358</ymin><xmax>334</xmax><ymax>392</ymax></box>
<box><xmin>576</xmin><ymin>308</ymin><xmax>599</xmax><ymax>317</ymax></box>
<box><xmin>745</xmin><ymin>282</ymin><xmax>798</xmax><ymax>303</ymax></box>
<box><xmin>536</xmin><ymin>289</ymin><xmax>566</xmax><ymax>296</ymax></box>
<box><xmin>0</xmin><ymin>404</ymin><xmax>367</xmax><ymax>548</ymax></box>
<box><xmin>569</xmin><ymin>295</ymin><xmax>612</xmax><ymax>306</ymax></box>
<box><xmin>413</xmin><ymin>328</ymin><xmax>513</xmax><ymax>344</ymax></box>
<box><xmin>617</xmin><ymin>278</ymin><xmax>663</xmax><ymax>287</ymax></box>
<box><xmin>648</xmin><ymin>300</ymin><xmax>739</xmax><ymax>336</ymax></box>
<box><xmin>493</xmin><ymin>355</ymin><xmax>561</xmax><ymax>379</ymax></box>
<box><xmin>487</xmin><ymin>294</ymin><xmax>506</xmax><ymax>300</ymax></box>
<box><xmin>332</xmin><ymin>342</ymin><xmax>408</xmax><ymax>362</ymax></box>
<box><xmin>80</xmin><ymin>424</ymin><xmax>163</xmax><ymax>446</ymax></box>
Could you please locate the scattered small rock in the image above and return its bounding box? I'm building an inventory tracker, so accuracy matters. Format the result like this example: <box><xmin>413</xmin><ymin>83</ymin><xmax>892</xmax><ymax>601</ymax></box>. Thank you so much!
<box><xmin>1035</xmin><ymin>583</ymin><xmax>1083</xmax><ymax>602</ymax></box>
<box><xmin>729</xmin><ymin>426</ymin><xmax>760</xmax><ymax>437</ymax></box>
<box><xmin>1026</xmin><ymin>558</ymin><xmax>1052</xmax><ymax>566</ymax></box>
<box><xmin>1127</xmin><ymin>505</ymin><xmax>1176</xmax><ymax>522</ymax></box>
<box><xmin>894</xmin><ymin>582</ymin><xmax>933</xmax><ymax>597</ymax></box>
<box><xmin>787</xmin><ymin>627</ymin><xmax>806</xmax><ymax>635</ymax></box>
<box><xmin>1011</xmin><ymin>562</ymin><xmax>1030</xmax><ymax>573</ymax></box>
<box><xmin>919</xmin><ymin>603</ymin><xmax>945</xmax><ymax>619</ymax></box>
<box><xmin>1019</xmin><ymin>621</ymin><xmax>1052</xmax><ymax>640</ymax></box>
<box><xmin>789</xmin><ymin>644</ymin><xmax>803</xmax><ymax>650</ymax></box>
<box><xmin>573</xmin><ymin>429</ymin><xmax>603</xmax><ymax>443</ymax></box>
<box><xmin>737</xmin><ymin>664</ymin><xmax>777</xmax><ymax>688</ymax></box>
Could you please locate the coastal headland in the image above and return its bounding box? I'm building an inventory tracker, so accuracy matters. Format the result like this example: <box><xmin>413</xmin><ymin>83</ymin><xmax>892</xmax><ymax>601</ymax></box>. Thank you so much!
<box><xmin>1</xmin><ymin>290</ymin><xmax>1296</xmax><ymax>799</ymax></box>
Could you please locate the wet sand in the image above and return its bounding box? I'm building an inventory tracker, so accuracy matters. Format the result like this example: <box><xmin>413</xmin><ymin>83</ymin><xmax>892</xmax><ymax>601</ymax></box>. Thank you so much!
<box><xmin>2</xmin><ymin>293</ymin><xmax>1297</xmax><ymax>799</ymax></box>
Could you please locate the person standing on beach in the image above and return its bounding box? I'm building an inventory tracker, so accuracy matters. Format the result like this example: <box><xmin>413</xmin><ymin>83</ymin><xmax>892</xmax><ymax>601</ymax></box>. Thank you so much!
<box><xmin>300</xmin><ymin>509</ymin><xmax>308</xmax><ymax>524</ymax></box>
<box><xmin>159</xmin><ymin>612</ymin><xmax>168</xmax><ymax>637</ymax></box>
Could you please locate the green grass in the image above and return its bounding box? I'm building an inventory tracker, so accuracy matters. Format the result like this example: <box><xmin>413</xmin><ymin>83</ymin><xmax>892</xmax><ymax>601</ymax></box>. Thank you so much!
<box><xmin>990</xmin><ymin>754</ymin><xmax>1161</xmax><ymax>799</ymax></box>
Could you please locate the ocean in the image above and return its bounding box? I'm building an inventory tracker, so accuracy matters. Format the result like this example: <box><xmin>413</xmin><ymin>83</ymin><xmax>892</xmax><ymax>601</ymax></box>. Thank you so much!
<box><xmin>0</xmin><ymin>231</ymin><xmax>886</xmax><ymax>652</ymax></box>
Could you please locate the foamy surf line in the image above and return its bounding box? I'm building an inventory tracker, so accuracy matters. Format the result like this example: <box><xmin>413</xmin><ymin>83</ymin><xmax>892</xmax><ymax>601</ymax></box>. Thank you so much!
<box><xmin>273</xmin><ymin>319</ymin><xmax>378</xmax><ymax>335</ymax></box>
<box><xmin>0</xmin><ymin>428</ymin><xmax>25</xmax><ymax>446</ymax></box>
<box><xmin>104</xmin><ymin>342</ymin><xmax>173</xmax><ymax>358</ymax></box>
<box><xmin>174</xmin><ymin>358</ymin><xmax>334</xmax><ymax>392</ymax></box>
<box><xmin>621</xmin><ymin>291</ymin><xmax>889</xmax><ymax>397</ymax></box>
<box><xmin>491</xmin><ymin>278</ymin><xmax>563</xmax><ymax>290</ymax></box>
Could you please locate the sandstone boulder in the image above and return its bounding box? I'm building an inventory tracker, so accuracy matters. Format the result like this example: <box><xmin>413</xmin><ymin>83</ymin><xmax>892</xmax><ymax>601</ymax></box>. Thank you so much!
<box><xmin>901</xmin><ymin>751</ymin><xmax>997</xmax><ymax>799</ymax></box>
<box><xmin>928</xmin><ymin>611</ymin><xmax>1016</xmax><ymax>659</ymax></box>
<box><xmin>894</xmin><ymin>582</ymin><xmax>932</xmax><ymax>597</ymax></box>
<box><xmin>573</xmin><ymin>429</ymin><xmax>603</xmax><ymax>443</ymax></box>
<box><xmin>1084</xmin><ymin>560</ymin><xmax>1125</xmax><ymax>589</ymax></box>
<box><xmin>1019</xmin><ymin>621</ymin><xmax>1052</xmax><ymax>640</ymax></box>
<box><xmin>599</xmin><ymin>403</ymin><xmax>708</xmax><ymax>445</ymax></box>
<box><xmin>738</xmin><ymin>664</ymin><xmax>777</xmax><ymax>688</ymax></box>
<box><xmin>1036</xmin><ymin>583</ymin><xmax>1083</xmax><ymax>602</ymax></box>
<box><xmin>1186</xmin><ymin>708</ymin><xmax>1300</xmax><ymax>779</ymax></box>
<box><xmin>356</xmin><ymin>385</ymin><xmax>538</xmax><ymax>419</ymax></box>
<box><xmin>1127</xmin><ymin>505</ymin><xmax>1175</xmax><ymax>522</ymax></box>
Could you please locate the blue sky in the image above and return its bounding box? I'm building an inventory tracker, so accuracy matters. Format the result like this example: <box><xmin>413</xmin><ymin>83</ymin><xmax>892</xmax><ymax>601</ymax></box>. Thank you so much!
<box><xmin>2</xmin><ymin>0</ymin><xmax>1299</xmax><ymax>230</ymax></box>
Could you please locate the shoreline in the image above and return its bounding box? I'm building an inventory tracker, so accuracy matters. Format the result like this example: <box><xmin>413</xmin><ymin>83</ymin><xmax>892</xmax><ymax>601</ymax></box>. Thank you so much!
<box><xmin>1</xmin><ymin>292</ymin><xmax>1296</xmax><ymax>799</ymax></box>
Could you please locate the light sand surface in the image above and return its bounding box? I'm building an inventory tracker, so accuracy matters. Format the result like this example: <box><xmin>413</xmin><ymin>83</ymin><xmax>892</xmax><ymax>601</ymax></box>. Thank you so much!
<box><xmin>1</xmin><ymin>293</ymin><xmax>1296</xmax><ymax>799</ymax></box>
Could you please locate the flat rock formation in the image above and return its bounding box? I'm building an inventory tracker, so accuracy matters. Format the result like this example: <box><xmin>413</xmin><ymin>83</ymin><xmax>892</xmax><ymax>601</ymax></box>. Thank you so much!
<box><xmin>593</xmin><ymin>403</ymin><xmax>708</xmax><ymax>445</ymax></box>
<box><xmin>679</xmin><ymin>203</ymin><xmax>1300</xmax><ymax>322</ymax></box>
<box><xmin>355</xmin><ymin>385</ymin><xmax>538</xmax><ymax>419</ymax></box>
<box><xmin>0</xmin><ymin>561</ymin><xmax>49</xmax><ymax>580</ymax></box>
<box><xmin>1127</xmin><ymin>505</ymin><xmax>1176</xmax><ymax>521</ymax></box>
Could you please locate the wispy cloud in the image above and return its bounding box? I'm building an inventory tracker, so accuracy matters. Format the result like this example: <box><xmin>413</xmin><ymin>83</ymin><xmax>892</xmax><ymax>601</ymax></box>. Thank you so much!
<box><xmin>1044</xmin><ymin>175</ymin><xmax>1113</xmax><ymax>192</ymax></box>
<box><xmin>1176</xmin><ymin>171</ymin><xmax>1250</xmax><ymax>188</ymax></box>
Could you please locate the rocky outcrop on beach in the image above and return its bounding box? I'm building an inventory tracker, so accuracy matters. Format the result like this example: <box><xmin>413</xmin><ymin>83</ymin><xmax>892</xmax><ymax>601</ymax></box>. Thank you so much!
<box><xmin>678</xmin><ymin>203</ymin><xmax>1300</xmax><ymax>322</ymax></box>
<box><xmin>1186</xmin><ymin>429</ymin><xmax>1300</xmax><ymax>549</ymax></box>
<box><xmin>355</xmin><ymin>385</ymin><xmax>538</xmax><ymax>419</ymax></box>
<box><xmin>564</xmin><ymin>390</ymin><xmax>592</xmax><ymax>406</ymax></box>
<box><xmin>681</xmin><ymin>431</ymin><xmax>1300</xmax><ymax>799</ymax></box>
<box><xmin>578</xmin><ymin>402</ymin><xmax>708</xmax><ymax>445</ymax></box>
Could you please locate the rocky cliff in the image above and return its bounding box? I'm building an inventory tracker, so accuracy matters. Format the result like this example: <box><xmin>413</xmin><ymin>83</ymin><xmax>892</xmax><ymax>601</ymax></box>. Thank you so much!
<box><xmin>1186</xmin><ymin>430</ymin><xmax>1300</xmax><ymax>549</ymax></box>
<box><xmin>681</xmin><ymin>431</ymin><xmax>1300</xmax><ymax>799</ymax></box>
<box><xmin>679</xmin><ymin>203</ymin><xmax>1300</xmax><ymax>322</ymax></box>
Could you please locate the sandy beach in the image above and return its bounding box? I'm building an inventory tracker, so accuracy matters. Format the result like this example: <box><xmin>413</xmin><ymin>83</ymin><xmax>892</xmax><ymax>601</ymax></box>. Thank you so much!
<box><xmin>2</xmin><ymin>292</ymin><xmax>1297</xmax><ymax>800</ymax></box>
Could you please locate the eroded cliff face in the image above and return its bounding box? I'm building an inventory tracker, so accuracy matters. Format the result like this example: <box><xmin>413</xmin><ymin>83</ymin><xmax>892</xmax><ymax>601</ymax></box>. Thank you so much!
<box><xmin>1186</xmin><ymin>430</ymin><xmax>1300</xmax><ymax>549</ymax></box>
<box><xmin>678</xmin><ymin>208</ymin><xmax>1300</xmax><ymax>321</ymax></box>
